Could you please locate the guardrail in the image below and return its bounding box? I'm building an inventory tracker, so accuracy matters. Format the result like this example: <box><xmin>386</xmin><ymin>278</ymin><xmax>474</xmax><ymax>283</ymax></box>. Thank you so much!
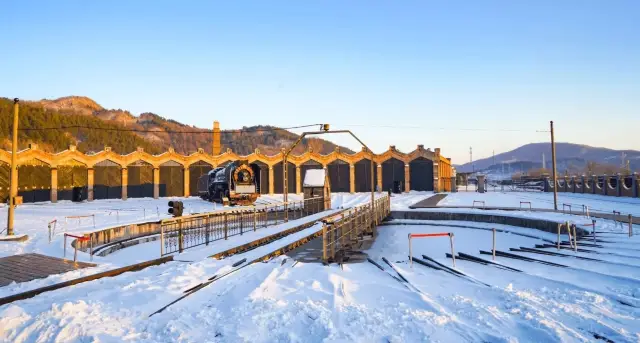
<box><xmin>519</xmin><ymin>201</ymin><xmax>532</xmax><ymax>211</ymax></box>
<box><xmin>64</xmin><ymin>233</ymin><xmax>92</xmax><ymax>262</ymax></box>
<box><xmin>472</xmin><ymin>200</ymin><xmax>485</xmax><ymax>209</ymax></box>
<box><xmin>65</xmin><ymin>214</ymin><xmax>96</xmax><ymax>229</ymax></box>
<box><xmin>408</xmin><ymin>232</ymin><xmax>456</xmax><ymax>268</ymax></box>
<box><xmin>322</xmin><ymin>195</ymin><xmax>390</xmax><ymax>263</ymax></box>
<box><xmin>160</xmin><ymin>197</ymin><xmax>325</xmax><ymax>256</ymax></box>
<box><xmin>48</xmin><ymin>219</ymin><xmax>57</xmax><ymax>243</ymax></box>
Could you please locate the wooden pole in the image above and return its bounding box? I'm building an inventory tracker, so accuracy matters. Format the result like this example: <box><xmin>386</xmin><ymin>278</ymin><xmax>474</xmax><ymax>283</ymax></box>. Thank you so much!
<box><xmin>557</xmin><ymin>223</ymin><xmax>561</xmax><ymax>251</ymax></box>
<box><xmin>550</xmin><ymin>121</ymin><xmax>558</xmax><ymax>211</ymax></box>
<box><xmin>629</xmin><ymin>214</ymin><xmax>633</xmax><ymax>237</ymax></box>
<box><xmin>6</xmin><ymin>99</ymin><xmax>19</xmax><ymax>236</ymax></box>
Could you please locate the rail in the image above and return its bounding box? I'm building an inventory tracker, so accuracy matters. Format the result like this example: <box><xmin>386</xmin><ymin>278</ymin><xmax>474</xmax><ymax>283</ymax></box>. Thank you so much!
<box><xmin>472</xmin><ymin>200</ymin><xmax>485</xmax><ymax>209</ymax></box>
<box><xmin>48</xmin><ymin>219</ymin><xmax>57</xmax><ymax>243</ymax></box>
<box><xmin>64</xmin><ymin>233</ymin><xmax>92</xmax><ymax>263</ymax></box>
<box><xmin>322</xmin><ymin>194</ymin><xmax>390</xmax><ymax>263</ymax></box>
<box><xmin>65</xmin><ymin>214</ymin><xmax>96</xmax><ymax>229</ymax></box>
<box><xmin>519</xmin><ymin>201</ymin><xmax>532</xmax><ymax>211</ymax></box>
<box><xmin>408</xmin><ymin>232</ymin><xmax>456</xmax><ymax>268</ymax></box>
<box><xmin>160</xmin><ymin>197</ymin><xmax>325</xmax><ymax>256</ymax></box>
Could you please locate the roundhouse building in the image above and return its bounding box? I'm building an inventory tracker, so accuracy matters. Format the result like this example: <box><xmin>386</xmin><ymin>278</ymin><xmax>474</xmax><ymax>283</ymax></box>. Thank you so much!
<box><xmin>0</xmin><ymin>122</ymin><xmax>454</xmax><ymax>203</ymax></box>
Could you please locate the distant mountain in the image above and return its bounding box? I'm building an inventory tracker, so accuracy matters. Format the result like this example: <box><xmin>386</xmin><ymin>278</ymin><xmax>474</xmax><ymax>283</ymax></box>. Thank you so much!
<box><xmin>0</xmin><ymin>96</ymin><xmax>351</xmax><ymax>156</ymax></box>
<box><xmin>456</xmin><ymin>142</ymin><xmax>640</xmax><ymax>174</ymax></box>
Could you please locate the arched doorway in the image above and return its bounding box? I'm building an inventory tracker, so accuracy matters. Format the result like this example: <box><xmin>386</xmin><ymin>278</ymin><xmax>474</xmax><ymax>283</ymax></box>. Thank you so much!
<box><xmin>382</xmin><ymin>158</ymin><xmax>405</xmax><ymax>193</ymax></box>
<box><xmin>94</xmin><ymin>160</ymin><xmax>122</xmax><ymax>200</ymax></box>
<box><xmin>127</xmin><ymin>160</ymin><xmax>154</xmax><ymax>198</ymax></box>
<box><xmin>57</xmin><ymin>161</ymin><xmax>88</xmax><ymax>201</ymax></box>
<box><xmin>354</xmin><ymin>158</ymin><xmax>377</xmax><ymax>192</ymax></box>
<box><xmin>18</xmin><ymin>158</ymin><xmax>51</xmax><ymax>203</ymax></box>
<box><xmin>189</xmin><ymin>160</ymin><xmax>213</xmax><ymax>197</ymax></box>
<box><xmin>160</xmin><ymin>160</ymin><xmax>184</xmax><ymax>197</ymax></box>
<box><xmin>409</xmin><ymin>157</ymin><xmax>434</xmax><ymax>191</ymax></box>
<box><xmin>0</xmin><ymin>162</ymin><xmax>9</xmax><ymax>203</ymax></box>
<box><xmin>250</xmin><ymin>161</ymin><xmax>270</xmax><ymax>194</ymax></box>
<box><xmin>328</xmin><ymin>159</ymin><xmax>350</xmax><ymax>193</ymax></box>
<box><xmin>300</xmin><ymin>160</ymin><xmax>323</xmax><ymax>188</ymax></box>
<box><xmin>273</xmin><ymin>161</ymin><xmax>296</xmax><ymax>194</ymax></box>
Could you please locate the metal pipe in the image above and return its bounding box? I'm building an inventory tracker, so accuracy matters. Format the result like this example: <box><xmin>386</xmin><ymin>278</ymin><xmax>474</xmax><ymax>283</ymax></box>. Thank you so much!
<box><xmin>592</xmin><ymin>219</ymin><xmax>596</xmax><ymax>243</ymax></box>
<box><xmin>492</xmin><ymin>228</ymin><xmax>496</xmax><ymax>260</ymax></box>
<box><xmin>557</xmin><ymin>223</ymin><xmax>561</xmax><ymax>251</ymax></box>
<box><xmin>6</xmin><ymin>98</ymin><xmax>19</xmax><ymax>236</ymax></box>
<box><xmin>449</xmin><ymin>233</ymin><xmax>456</xmax><ymax>268</ymax></box>
<box><xmin>566</xmin><ymin>221</ymin><xmax>573</xmax><ymax>249</ymax></box>
<box><xmin>630</xmin><ymin>214</ymin><xmax>633</xmax><ymax>237</ymax></box>
<box><xmin>160</xmin><ymin>222</ymin><xmax>164</xmax><ymax>256</ymax></box>
<box><xmin>550</xmin><ymin>121</ymin><xmax>558</xmax><ymax>211</ymax></box>
<box><xmin>573</xmin><ymin>224</ymin><xmax>578</xmax><ymax>252</ymax></box>
<box><xmin>409</xmin><ymin>234</ymin><xmax>413</xmax><ymax>267</ymax></box>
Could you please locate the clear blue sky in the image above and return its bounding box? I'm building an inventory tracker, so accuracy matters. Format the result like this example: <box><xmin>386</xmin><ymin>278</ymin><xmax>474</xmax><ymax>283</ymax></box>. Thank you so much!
<box><xmin>2</xmin><ymin>1</ymin><xmax>638</xmax><ymax>163</ymax></box>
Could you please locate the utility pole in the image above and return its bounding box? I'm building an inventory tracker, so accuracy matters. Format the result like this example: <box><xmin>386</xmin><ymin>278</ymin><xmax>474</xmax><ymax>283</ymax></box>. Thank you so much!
<box><xmin>7</xmin><ymin>98</ymin><xmax>19</xmax><ymax>236</ymax></box>
<box><xmin>470</xmin><ymin>147</ymin><xmax>473</xmax><ymax>172</ymax></box>
<box><xmin>492</xmin><ymin>150</ymin><xmax>495</xmax><ymax>166</ymax></box>
<box><xmin>550</xmin><ymin>121</ymin><xmax>558</xmax><ymax>211</ymax></box>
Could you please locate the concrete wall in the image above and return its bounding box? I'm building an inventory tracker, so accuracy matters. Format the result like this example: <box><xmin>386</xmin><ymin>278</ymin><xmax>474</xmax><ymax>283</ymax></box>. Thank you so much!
<box><xmin>545</xmin><ymin>174</ymin><xmax>639</xmax><ymax>199</ymax></box>
<box><xmin>391</xmin><ymin>210</ymin><xmax>589</xmax><ymax>236</ymax></box>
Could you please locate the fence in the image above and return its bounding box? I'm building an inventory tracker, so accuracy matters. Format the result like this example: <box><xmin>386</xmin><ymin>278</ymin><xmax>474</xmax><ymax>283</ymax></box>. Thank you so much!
<box><xmin>322</xmin><ymin>194</ymin><xmax>390</xmax><ymax>263</ymax></box>
<box><xmin>160</xmin><ymin>197</ymin><xmax>325</xmax><ymax>256</ymax></box>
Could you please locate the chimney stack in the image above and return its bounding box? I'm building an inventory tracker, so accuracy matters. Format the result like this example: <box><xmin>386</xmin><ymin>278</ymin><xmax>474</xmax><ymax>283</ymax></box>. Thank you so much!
<box><xmin>212</xmin><ymin>121</ymin><xmax>221</xmax><ymax>155</ymax></box>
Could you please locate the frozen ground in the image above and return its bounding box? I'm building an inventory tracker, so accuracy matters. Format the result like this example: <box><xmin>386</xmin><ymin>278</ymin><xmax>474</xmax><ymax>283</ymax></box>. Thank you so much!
<box><xmin>2</xmin><ymin>191</ymin><xmax>640</xmax><ymax>342</ymax></box>
<box><xmin>440</xmin><ymin>191</ymin><xmax>640</xmax><ymax>216</ymax></box>
<box><xmin>0</xmin><ymin>193</ymin><xmax>392</xmax><ymax>260</ymax></box>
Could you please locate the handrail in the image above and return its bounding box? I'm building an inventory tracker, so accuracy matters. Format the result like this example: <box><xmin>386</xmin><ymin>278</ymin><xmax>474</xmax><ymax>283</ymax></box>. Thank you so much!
<box><xmin>160</xmin><ymin>196</ymin><xmax>325</xmax><ymax>224</ymax></box>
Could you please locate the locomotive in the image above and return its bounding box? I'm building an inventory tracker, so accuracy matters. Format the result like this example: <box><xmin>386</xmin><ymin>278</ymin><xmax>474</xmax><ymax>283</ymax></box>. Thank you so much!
<box><xmin>197</xmin><ymin>160</ymin><xmax>259</xmax><ymax>206</ymax></box>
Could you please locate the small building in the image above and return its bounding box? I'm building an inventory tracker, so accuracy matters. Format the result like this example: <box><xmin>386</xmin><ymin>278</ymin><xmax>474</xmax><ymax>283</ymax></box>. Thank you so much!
<box><xmin>303</xmin><ymin>169</ymin><xmax>331</xmax><ymax>210</ymax></box>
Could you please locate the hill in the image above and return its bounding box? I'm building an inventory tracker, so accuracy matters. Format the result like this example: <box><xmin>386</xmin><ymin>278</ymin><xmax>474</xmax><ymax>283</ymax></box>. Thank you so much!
<box><xmin>0</xmin><ymin>96</ymin><xmax>351</xmax><ymax>156</ymax></box>
<box><xmin>457</xmin><ymin>142</ymin><xmax>640</xmax><ymax>174</ymax></box>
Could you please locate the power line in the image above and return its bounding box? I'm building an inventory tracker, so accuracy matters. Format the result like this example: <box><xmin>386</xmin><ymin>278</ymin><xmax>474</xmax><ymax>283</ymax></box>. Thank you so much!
<box><xmin>17</xmin><ymin>123</ymin><xmax>323</xmax><ymax>134</ymax></box>
<box><xmin>339</xmin><ymin>124</ymin><xmax>550</xmax><ymax>133</ymax></box>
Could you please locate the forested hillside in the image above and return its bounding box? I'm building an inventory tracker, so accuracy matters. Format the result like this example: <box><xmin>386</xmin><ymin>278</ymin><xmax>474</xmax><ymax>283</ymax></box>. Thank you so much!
<box><xmin>0</xmin><ymin>96</ymin><xmax>350</xmax><ymax>155</ymax></box>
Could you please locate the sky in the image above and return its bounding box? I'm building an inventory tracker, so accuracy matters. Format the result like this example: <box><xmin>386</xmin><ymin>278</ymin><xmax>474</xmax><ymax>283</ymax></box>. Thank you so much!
<box><xmin>1</xmin><ymin>1</ymin><xmax>638</xmax><ymax>164</ymax></box>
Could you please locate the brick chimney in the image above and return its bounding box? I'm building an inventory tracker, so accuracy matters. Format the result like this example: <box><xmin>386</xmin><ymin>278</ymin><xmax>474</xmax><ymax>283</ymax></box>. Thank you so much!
<box><xmin>212</xmin><ymin>121</ymin><xmax>221</xmax><ymax>155</ymax></box>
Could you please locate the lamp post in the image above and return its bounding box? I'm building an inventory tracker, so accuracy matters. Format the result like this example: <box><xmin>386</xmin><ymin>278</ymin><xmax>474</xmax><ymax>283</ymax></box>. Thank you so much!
<box><xmin>6</xmin><ymin>98</ymin><xmax>19</xmax><ymax>236</ymax></box>
<box><xmin>282</xmin><ymin>125</ymin><xmax>376</xmax><ymax>230</ymax></box>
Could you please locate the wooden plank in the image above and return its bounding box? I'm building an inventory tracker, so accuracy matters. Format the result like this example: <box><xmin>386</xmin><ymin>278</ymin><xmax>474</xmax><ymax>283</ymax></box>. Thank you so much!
<box><xmin>0</xmin><ymin>253</ymin><xmax>97</xmax><ymax>286</ymax></box>
<box><xmin>0</xmin><ymin>275</ymin><xmax>17</xmax><ymax>287</ymax></box>
<box><xmin>1</xmin><ymin>255</ymin><xmax>75</xmax><ymax>276</ymax></box>
<box><xmin>0</xmin><ymin>256</ymin><xmax>174</xmax><ymax>307</ymax></box>
<box><xmin>0</xmin><ymin>265</ymin><xmax>37</xmax><ymax>283</ymax></box>
<box><xmin>30</xmin><ymin>253</ymin><xmax>96</xmax><ymax>268</ymax></box>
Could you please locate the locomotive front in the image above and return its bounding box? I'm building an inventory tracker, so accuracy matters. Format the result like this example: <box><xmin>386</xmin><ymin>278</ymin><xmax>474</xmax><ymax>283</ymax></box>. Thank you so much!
<box><xmin>229</xmin><ymin>163</ymin><xmax>259</xmax><ymax>205</ymax></box>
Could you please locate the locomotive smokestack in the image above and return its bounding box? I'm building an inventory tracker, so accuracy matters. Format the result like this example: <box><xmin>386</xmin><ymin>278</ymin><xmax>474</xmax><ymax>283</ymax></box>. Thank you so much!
<box><xmin>212</xmin><ymin>121</ymin><xmax>221</xmax><ymax>155</ymax></box>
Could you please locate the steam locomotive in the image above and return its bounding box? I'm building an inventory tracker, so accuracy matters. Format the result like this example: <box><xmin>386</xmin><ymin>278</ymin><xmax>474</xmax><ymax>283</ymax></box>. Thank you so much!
<box><xmin>197</xmin><ymin>161</ymin><xmax>259</xmax><ymax>206</ymax></box>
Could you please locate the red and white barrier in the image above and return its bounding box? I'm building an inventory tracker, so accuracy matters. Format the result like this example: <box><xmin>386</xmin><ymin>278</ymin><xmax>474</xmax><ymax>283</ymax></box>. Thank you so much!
<box><xmin>408</xmin><ymin>232</ymin><xmax>456</xmax><ymax>268</ymax></box>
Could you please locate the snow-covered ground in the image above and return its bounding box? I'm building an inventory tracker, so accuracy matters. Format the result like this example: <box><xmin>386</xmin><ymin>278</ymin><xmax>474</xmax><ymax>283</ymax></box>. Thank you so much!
<box><xmin>439</xmin><ymin>191</ymin><xmax>640</xmax><ymax>216</ymax></box>
<box><xmin>2</xmin><ymin>191</ymin><xmax>640</xmax><ymax>342</ymax></box>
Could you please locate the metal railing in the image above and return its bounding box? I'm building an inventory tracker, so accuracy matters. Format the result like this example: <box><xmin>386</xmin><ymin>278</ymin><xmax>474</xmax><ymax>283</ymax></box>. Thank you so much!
<box><xmin>160</xmin><ymin>197</ymin><xmax>325</xmax><ymax>256</ymax></box>
<box><xmin>322</xmin><ymin>194</ymin><xmax>390</xmax><ymax>263</ymax></box>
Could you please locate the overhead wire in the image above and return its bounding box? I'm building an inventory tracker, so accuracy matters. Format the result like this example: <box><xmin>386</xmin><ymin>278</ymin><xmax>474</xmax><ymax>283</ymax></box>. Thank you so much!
<box><xmin>17</xmin><ymin>123</ymin><xmax>323</xmax><ymax>134</ymax></box>
<box><xmin>337</xmin><ymin>124</ymin><xmax>549</xmax><ymax>133</ymax></box>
